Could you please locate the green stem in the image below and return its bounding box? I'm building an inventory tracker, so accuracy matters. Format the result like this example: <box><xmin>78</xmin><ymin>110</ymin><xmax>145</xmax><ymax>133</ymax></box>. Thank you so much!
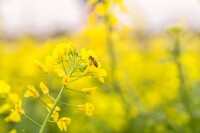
<box><xmin>171</xmin><ymin>36</ymin><xmax>194</xmax><ymax>132</ymax></box>
<box><xmin>104</xmin><ymin>11</ymin><xmax>117</xmax><ymax>82</ymax></box>
<box><xmin>102</xmin><ymin>1</ymin><xmax>131</xmax><ymax>111</ymax></box>
<box><xmin>39</xmin><ymin>86</ymin><xmax>65</xmax><ymax>133</ymax></box>
<box><xmin>173</xmin><ymin>39</ymin><xmax>192</xmax><ymax>113</ymax></box>
<box><xmin>24</xmin><ymin>114</ymin><xmax>41</xmax><ymax>127</ymax></box>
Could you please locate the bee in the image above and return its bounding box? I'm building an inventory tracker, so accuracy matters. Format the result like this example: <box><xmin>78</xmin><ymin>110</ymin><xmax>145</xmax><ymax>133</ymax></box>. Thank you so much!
<box><xmin>89</xmin><ymin>56</ymin><xmax>98</xmax><ymax>67</ymax></box>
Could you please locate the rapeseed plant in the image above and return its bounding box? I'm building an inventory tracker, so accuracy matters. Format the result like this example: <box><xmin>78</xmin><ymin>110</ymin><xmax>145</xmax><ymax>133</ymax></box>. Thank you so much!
<box><xmin>8</xmin><ymin>43</ymin><xmax>106</xmax><ymax>132</ymax></box>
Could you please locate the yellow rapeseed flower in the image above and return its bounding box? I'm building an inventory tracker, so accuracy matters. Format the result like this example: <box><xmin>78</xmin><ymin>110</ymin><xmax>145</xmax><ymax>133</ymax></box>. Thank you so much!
<box><xmin>87</xmin><ymin>66</ymin><xmax>107</xmax><ymax>83</ymax></box>
<box><xmin>8</xmin><ymin>100</ymin><xmax>25</xmax><ymax>123</ymax></box>
<box><xmin>24</xmin><ymin>85</ymin><xmax>39</xmax><ymax>98</ymax></box>
<box><xmin>8</xmin><ymin>129</ymin><xmax>17</xmax><ymax>133</ymax></box>
<box><xmin>81</xmin><ymin>87</ymin><xmax>96</xmax><ymax>95</ymax></box>
<box><xmin>81</xmin><ymin>48</ymin><xmax>106</xmax><ymax>82</ymax></box>
<box><xmin>57</xmin><ymin>117</ymin><xmax>71</xmax><ymax>132</ymax></box>
<box><xmin>47</xmin><ymin>103</ymin><xmax>61</xmax><ymax>121</ymax></box>
<box><xmin>88</xmin><ymin>64</ymin><xmax>99</xmax><ymax>73</ymax></box>
<box><xmin>46</xmin><ymin>43</ymin><xmax>72</xmax><ymax>65</ymax></box>
<box><xmin>77</xmin><ymin>103</ymin><xmax>94</xmax><ymax>116</ymax></box>
<box><xmin>34</xmin><ymin>60</ymin><xmax>48</xmax><ymax>74</ymax></box>
<box><xmin>39</xmin><ymin>82</ymin><xmax>49</xmax><ymax>95</ymax></box>
<box><xmin>52</xmin><ymin>43</ymin><xmax>72</xmax><ymax>63</ymax></box>
<box><xmin>52</xmin><ymin>47</ymin><xmax>65</xmax><ymax>62</ymax></box>
<box><xmin>14</xmin><ymin>100</ymin><xmax>25</xmax><ymax>115</ymax></box>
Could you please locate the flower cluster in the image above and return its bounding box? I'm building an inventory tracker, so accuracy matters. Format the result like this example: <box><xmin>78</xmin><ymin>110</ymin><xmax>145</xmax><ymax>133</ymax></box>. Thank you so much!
<box><xmin>46</xmin><ymin>44</ymin><xmax>107</xmax><ymax>83</ymax></box>
<box><xmin>0</xmin><ymin>80</ymin><xmax>20</xmax><ymax>132</ymax></box>
<box><xmin>11</xmin><ymin>43</ymin><xmax>106</xmax><ymax>132</ymax></box>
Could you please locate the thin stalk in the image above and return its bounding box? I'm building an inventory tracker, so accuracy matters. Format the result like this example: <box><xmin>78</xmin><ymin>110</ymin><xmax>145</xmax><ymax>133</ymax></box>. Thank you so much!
<box><xmin>24</xmin><ymin>114</ymin><xmax>41</xmax><ymax>127</ymax></box>
<box><xmin>48</xmin><ymin>94</ymin><xmax>79</xmax><ymax>108</ymax></box>
<box><xmin>171</xmin><ymin>36</ymin><xmax>194</xmax><ymax>132</ymax></box>
<box><xmin>59</xmin><ymin>101</ymin><xmax>78</xmax><ymax>108</ymax></box>
<box><xmin>104</xmin><ymin>11</ymin><xmax>117</xmax><ymax>82</ymax></box>
<box><xmin>102</xmin><ymin>1</ymin><xmax>131</xmax><ymax>109</ymax></box>
<box><xmin>65</xmin><ymin>87</ymin><xmax>82</xmax><ymax>92</ymax></box>
<box><xmin>172</xmin><ymin>38</ymin><xmax>192</xmax><ymax>113</ymax></box>
<box><xmin>38</xmin><ymin>98</ymin><xmax>51</xmax><ymax>109</ymax></box>
<box><xmin>39</xmin><ymin>86</ymin><xmax>65</xmax><ymax>133</ymax></box>
<box><xmin>48</xmin><ymin>120</ymin><xmax>56</xmax><ymax>123</ymax></box>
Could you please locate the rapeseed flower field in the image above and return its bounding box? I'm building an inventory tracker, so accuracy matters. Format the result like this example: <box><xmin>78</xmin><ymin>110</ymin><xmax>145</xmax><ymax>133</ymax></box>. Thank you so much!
<box><xmin>1</xmin><ymin>0</ymin><xmax>200</xmax><ymax>133</ymax></box>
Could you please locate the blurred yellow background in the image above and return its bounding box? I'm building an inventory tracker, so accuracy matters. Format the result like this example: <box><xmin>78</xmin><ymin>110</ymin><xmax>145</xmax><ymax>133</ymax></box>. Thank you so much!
<box><xmin>1</xmin><ymin>0</ymin><xmax>200</xmax><ymax>133</ymax></box>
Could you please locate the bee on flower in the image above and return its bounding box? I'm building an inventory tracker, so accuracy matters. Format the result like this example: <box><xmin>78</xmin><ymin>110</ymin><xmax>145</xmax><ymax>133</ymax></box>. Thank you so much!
<box><xmin>81</xmin><ymin>48</ymin><xmax>107</xmax><ymax>82</ymax></box>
